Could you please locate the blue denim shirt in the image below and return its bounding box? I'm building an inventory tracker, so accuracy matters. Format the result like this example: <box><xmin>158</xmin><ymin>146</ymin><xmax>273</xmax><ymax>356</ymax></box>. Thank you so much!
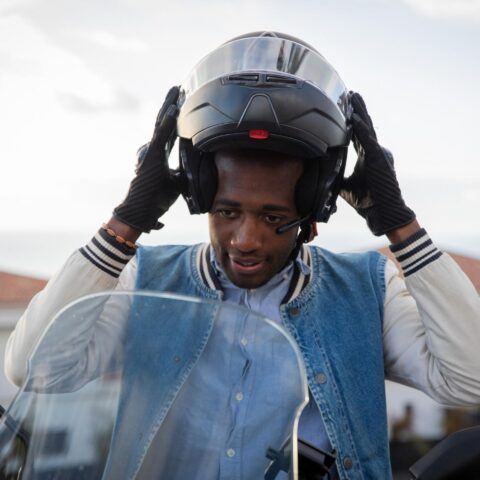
<box><xmin>210</xmin><ymin>247</ymin><xmax>333</xmax><ymax>452</ymax></box>
<box><xmin>105</xmin><ymin>243</ymin><xmax>389</xmax><ymax>480</ymax></box>
<box><xmin>210</xmin><ymin>246</ymin><xmax>309</xmax><ymax>324</ymax></box>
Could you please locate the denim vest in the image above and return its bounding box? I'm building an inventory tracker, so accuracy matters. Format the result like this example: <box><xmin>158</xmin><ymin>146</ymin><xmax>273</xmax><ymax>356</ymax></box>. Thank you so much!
<box><xmin>105</xmin><ymin>244</ymin><xmax>390</xmax><ymax>480</ymax></box>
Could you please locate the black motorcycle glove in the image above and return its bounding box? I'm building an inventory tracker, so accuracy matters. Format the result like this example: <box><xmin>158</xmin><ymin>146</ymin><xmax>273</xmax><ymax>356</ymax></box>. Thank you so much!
<box><xmin>340</xmin><ymin>92</ymin><xmax>416</xmax><ymax>236</ymax></box>
<box><xmin>113</xmin><ymin>86</ymin><xmax>181</xmax><ymax>232</ymax></box>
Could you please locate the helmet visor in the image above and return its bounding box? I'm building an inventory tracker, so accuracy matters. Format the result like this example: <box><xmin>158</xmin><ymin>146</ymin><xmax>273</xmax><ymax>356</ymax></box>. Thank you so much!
<box><xmin>182</xmin><ymin>36</ymin><xmax>348</xmax><ymax>117</ymax></box>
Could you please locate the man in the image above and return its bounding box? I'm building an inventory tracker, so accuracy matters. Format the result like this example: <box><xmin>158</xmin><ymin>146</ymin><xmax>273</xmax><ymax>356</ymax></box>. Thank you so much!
<box><xmin>5</xmin><ymin>33</ymin><xmax>480</xmax><ymax>479</ymax></box>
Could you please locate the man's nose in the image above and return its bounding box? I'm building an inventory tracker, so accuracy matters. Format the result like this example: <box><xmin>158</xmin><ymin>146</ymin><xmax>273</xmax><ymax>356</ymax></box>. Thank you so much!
<box><xmin>230</xmin><ymin>216</ymin><xmax>262</xmax><ymax>252</ymax></box>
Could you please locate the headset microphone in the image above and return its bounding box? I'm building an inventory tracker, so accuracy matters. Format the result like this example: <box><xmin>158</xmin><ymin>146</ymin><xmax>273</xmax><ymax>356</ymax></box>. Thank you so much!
<box><xmin>276</xmin><ymin>216</ymin><xmax>310</xmax><ymax>235</ymax></box>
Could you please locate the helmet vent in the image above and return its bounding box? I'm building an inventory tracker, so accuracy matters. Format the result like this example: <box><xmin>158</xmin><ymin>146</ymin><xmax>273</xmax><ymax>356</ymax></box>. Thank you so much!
<box><xmin>226</xmin><ymin>73</ymin><xmax>259</xmax><ymax>84</ymax></box>
<box><xmin>223</xmin><ymin>73</ymin><xmax>299</xmax><ymax>87</ymax></box>
<box><xmin>265</xmin><ymin>74</ymin><xmax>298</xmax><ymax>85</ymax></box>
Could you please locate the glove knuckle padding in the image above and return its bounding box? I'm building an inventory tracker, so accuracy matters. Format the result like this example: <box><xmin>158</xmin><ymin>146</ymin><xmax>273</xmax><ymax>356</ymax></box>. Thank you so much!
<box><xmin>342</xmin><ymin>94</ymin><xmax>415</xmax><ymax>236</ymax></box>
<box><xmin>113</xmin><ymin>88</ymin><xmax>181</xmax><ymax>232</ymax></box>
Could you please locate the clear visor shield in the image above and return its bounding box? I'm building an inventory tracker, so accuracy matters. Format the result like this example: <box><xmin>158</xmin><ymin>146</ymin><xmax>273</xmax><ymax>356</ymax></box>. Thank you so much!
<box><xmin>182</xmin><ymin>36</ymin><xmax>349</xmax><ymax>116</ymax></box>
<box><xmin>0</xmin><ymin>292</ymin><xmax>308</xmax><ymax>480</ymax></box>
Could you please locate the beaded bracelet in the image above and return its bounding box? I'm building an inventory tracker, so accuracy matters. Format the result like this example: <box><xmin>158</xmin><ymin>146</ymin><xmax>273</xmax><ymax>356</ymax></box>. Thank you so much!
<box><xmin>101</xmin><ymin>223</ymin><xmax>138</xmax><ymax>249</ymax></box>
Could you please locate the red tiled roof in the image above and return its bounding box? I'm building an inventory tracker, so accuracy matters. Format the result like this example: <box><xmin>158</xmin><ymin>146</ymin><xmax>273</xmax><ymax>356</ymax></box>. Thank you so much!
<box><xmin>0</xmin><ymin>271</ymin><xmax>47</xmax><ymax>306</ymax></box>
<box><xmin>377</xmin><ymin>248</ymin><xmax>480</xmax><ymax>292</ymax></box>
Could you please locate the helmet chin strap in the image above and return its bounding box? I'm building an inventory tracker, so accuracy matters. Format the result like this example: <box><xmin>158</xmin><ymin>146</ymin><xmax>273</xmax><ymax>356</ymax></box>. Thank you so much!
<box><xmin>276</xmin><ymin>216</ymin><xmax>318</xmax><ymax>261</ymax></box>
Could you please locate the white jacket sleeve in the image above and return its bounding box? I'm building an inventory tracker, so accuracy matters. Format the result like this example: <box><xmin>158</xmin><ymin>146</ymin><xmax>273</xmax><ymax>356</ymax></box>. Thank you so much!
<box><xmin>4</xmin><ymin>229</ymin><xmax>138</xmax><ymax>387</ymax></box>
<box><xmin>383</xmin><ymin>229</ymin><xmax>480</xmax><ymax>406</ymax></box>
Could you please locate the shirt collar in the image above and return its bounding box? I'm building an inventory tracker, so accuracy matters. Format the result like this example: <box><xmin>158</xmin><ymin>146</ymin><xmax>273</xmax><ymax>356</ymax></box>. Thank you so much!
<box><xmin>209</xmin><ymin>245</ymin><xmax>311</xmax><ymax>292</ymax></box>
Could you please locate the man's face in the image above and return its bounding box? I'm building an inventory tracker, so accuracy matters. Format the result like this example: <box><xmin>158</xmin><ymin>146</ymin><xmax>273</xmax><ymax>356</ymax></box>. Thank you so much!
<box><xmin>209</xmin><ymin>149</ymin><xmax>303</xmax><ymax>289</ymax></box>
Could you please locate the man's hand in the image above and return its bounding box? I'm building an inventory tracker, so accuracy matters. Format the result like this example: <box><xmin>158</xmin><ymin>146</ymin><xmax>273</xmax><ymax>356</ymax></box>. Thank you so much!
<box><xmin>113</xmin><ymin>86</ymin><xmax>182</xmax><ymax>233</ymax></box>
<box><xmin>340</xmin><ymin>92</ymin><xmax>416</xmax><ymax>236</ymax></box>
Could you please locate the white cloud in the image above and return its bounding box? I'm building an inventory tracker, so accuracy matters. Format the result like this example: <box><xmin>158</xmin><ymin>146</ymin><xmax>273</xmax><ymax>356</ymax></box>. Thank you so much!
<box><xmin>89</xmin><ymin>31</ymin><xmax>150</xmax><ymax>53</ymax></box>
<box><xmin>0</xmin><ymin>15</ymin><xmax>144</xmax><ymax>209</ymax></box>
<box><xmin>0</xmin><ymin>0</ymin><xmax>28</xmax><ymax>13</ymax></box>
<box><xmin>0</xmin><ymin>15</ymin><xmax>115</xmax><ymax>105</ymax></box>
<box><xmin>401</xmin><ymin>0</ymin><xmax>480</xmax><ymax>21</ymax></box>
<box><xmin>57</xmin><ymin>90</ymin><xmax>140</xmax><ymax>113</ymax></box>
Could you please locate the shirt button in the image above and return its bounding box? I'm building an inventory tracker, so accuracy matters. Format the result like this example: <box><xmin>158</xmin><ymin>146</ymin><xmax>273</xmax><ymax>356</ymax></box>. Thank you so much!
<box><xmin>240</xmin><ymin>337</ymin><xmax>248</xmax><ymax>346</ymax></box>
<box><xmin>289</xmin><ymin>307</ymin><xmax>300</xmax><ymax>316</ymax></box>
<box><xmin>314</xmin><ymin>373</ymin><xmax>327</xmax><ymax>384</ymax></box>
<box><xmin>227</xmin><ymin>448</ymin><xmax>236</xmax><ymax>458</ymax></box>
<box><xmin>235</xmin><ymin>392</ymin><xmax>244</xmax><ymax>401</ymax></box>
<box><xmin>343</xmin><ymin>456</ymin><xmax>353</xmax><ymax>469</ymax></box>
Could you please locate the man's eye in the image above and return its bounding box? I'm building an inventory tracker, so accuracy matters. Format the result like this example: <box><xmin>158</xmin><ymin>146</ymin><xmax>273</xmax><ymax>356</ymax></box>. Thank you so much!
<box><xmin>218</xmin><ymin>209</ymin><xmax>237</xmax><ymax>219</ymax></box>
<box><xmin>264</xmin><ymin>215</ymin><xmax>282</xmax><ymax>224</ymax></box>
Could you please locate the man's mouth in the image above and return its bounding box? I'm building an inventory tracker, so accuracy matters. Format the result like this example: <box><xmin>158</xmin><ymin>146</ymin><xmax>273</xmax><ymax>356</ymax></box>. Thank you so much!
<box><xmin>229</xmin><ymin>256</ymin><xmax>265</xmax><ymax>274</ymax></box>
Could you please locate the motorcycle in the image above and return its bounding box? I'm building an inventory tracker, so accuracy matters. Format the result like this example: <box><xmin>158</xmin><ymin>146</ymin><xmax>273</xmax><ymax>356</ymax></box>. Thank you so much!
<box><xmin>0</xmin><ymin>292</ymin><xmax>478</xmax><ymax>479</ymax></box>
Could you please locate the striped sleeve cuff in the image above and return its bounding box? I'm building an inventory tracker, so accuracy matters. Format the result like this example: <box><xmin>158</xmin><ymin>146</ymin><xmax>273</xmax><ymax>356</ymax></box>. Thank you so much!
<box><xmin>389</xmin><ymin>228</ymin><xmax>442</xmax><ymax>277</ymax></box>
<box><xmin>79</xmin><ymin>229</ymin><xmax>136</xmax><ymax>278</ymax></box>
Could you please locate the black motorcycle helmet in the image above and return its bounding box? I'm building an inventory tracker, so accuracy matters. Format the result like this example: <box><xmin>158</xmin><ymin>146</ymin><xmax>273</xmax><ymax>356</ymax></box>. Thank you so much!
<box><xmin>177</xmin><ymin>31</ymin><xmax>352</xmax><ymax>230</ymax></box>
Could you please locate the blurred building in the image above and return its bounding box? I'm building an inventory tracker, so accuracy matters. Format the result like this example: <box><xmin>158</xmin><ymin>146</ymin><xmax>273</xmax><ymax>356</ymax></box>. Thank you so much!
<box><xmin>0</xmin><ymin>271</ymin><xmax>46</xmax><ymax>407</ymax></box>
<box><xmin>377</xmin><ymin>248</ymin><xmax>480</xmax><ymax>292</ymax></box>
<box><xmin>377</xmin><ymin>250</ymin><xmax>480</xmax><ymax>477</ymax></box>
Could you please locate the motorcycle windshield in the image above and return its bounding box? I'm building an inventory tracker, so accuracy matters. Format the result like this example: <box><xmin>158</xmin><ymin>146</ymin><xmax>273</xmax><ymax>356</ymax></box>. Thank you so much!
<box><xmin>0</xmin><ymin>291</ymin><xmax>308</xmax><ymax>480</ymax></box>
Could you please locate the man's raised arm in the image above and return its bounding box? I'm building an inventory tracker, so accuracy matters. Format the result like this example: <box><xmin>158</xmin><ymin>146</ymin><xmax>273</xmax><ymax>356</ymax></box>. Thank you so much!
<box><xmin>341</xmin><ymin>92</ymin><xmax>480</xmax><ymax>405</ymax></box>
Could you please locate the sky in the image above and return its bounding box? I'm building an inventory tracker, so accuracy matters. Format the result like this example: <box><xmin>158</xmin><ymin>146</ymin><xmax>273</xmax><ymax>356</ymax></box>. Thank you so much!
<box><xmin>1</xmin><ymin>0</ymin><xmax>479</xmax><ymax>277</ymax></box>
